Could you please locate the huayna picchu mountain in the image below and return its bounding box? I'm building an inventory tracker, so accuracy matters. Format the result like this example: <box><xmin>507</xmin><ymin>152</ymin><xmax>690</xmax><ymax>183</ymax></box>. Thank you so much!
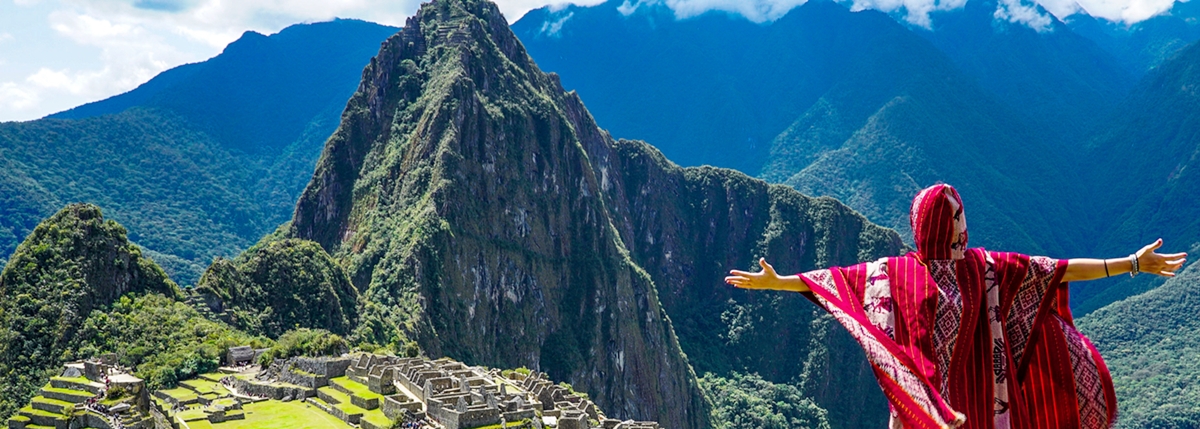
<box><xmin>288</xmin><ymin>0</ymin><xmax>902</xmax><ymax>427</ymax></box>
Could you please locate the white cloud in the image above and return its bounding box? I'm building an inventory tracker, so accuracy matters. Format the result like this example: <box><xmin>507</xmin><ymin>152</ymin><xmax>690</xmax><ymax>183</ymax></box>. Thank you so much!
<box><xmin>0</xmin><ymin>82</ymin><xmax>40</xmax><ymax>112</ymax></box>
<box><xmin>995</xmin><ymin>0</ymin><xmax>1054</xmax><ymax>31</ymax></box>
<box><xmin>848</xmin><ymin>0</ymin><xmax>967</xmax><ymax>27</ymax></box>
<box><xmin>0</xmin><ymin>33</ymin><xmax>13</xmax><ymax>43</ymax></box>
<box><xmin>618</xmin><ymin>0</ymin><xmax>809</xmax><ymax>22</ymax></box>
<box><xmin>538</xmin><ymin>11</ymin><xmax>574</xmax><ymax>36</ymax></box>
<box><xmin>1068</xmin><ymin>0</ymin><xmax>1178</xmax><ymax>23</ymax></box>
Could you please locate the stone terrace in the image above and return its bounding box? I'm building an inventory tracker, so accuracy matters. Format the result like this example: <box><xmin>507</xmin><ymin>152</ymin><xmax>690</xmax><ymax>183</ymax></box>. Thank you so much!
<box><xmin>7</xmin><ymin>357</ymin><xmax>154</xmax><ymax>429</ymax></box>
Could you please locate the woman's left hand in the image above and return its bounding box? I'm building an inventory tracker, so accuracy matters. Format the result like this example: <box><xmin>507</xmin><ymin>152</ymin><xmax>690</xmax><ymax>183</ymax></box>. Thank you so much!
<box><xmin>1136</xmin><ymin>239</ymin><xmax>1188</xmax><ymax>277</ymax></box>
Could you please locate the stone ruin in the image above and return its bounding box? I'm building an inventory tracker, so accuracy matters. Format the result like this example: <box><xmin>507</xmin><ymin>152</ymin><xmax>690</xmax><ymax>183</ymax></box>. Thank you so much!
<box><xmin>7</xmin><ymin>356</ymin><xmax>153</xmax><ymax>429</ymax></box>
<box><xmin>224</xmin><ymin>346</ymin><xmax>255</xmax><ymax>367</ymax></box>
<box><xmin>509</xmin><ymin>371</ymin><xmax>660</xmax><ymax>429</ymax></box>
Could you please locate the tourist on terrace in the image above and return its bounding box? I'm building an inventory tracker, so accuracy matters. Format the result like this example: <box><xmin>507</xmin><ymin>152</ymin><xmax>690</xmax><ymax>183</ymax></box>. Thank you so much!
<box><xmin>725</xmin><ymin>183</ymin><xmax>1185</xmax><ymax>429</ymax></box>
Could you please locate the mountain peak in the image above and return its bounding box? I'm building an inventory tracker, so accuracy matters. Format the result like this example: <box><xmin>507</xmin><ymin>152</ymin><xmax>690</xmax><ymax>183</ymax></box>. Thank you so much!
<box><xmin>290</xmin><ymin>1</ymin><xmax>902</xmax><ymax>428</ymax></box>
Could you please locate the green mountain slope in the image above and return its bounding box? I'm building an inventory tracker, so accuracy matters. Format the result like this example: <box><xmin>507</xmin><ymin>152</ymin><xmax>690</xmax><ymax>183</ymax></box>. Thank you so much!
<box><xmin>1078</xmin><ymin>262</ymin><xmax>1200</xmax><ymax>428</ymax></box>
<box><xmin>195</xmin><ymin>237</ymin><xmax>359</xmax><ymax>338</ymax></box>
<box><xmin>759</xmin><ymin>13</ymin><xmax>1083</xmax><ymax>258</ymax></box>
<box><xmin>1067</xmin><ymin>0</ymin><xmax>1200</xmax><ymax>74</ymax></box>
<box><xmin>0</xmin><ymin>204</ymin><xmax>271</xmax><ymax>418</ymax></box>
<box><xmin>287</xmin><ymin>1</ymin><xmax>903</xmax><ymax>427</ymax></box>
<box><xmin>0</xmin><ymin>204</ymin><xmax>173</xmax><ymax>415</ymax></box>
<box><xmin>0</xmin><ymin>20</ymin><xmax>397</xmax><ymax>285</ymax></box>
<box><xmin>917</xmin><ymin>0</ymin><xmax>1135</xmax><ymax>140</ymax></box>
<box><xmin>1076</xmin><ymin>40</ymin><xmax>1200</xmax><ymax>314</ymax></box>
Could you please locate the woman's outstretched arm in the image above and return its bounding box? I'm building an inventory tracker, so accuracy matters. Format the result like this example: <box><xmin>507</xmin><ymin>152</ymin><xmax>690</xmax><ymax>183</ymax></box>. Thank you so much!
<box><xmin>725</xmin><ymin>258</ymin><xmax>811</xmax><ymax>292</ymax></box>
<box><xmin>1062</xmin><ymin>239</ymin><xmax>1187</xmax><ymax>282</ymax></box>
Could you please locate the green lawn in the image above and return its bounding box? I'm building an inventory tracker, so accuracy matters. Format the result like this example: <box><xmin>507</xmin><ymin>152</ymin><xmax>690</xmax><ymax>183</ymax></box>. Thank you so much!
<box><xmin>328</xmin><ymin>377</ymin><xmax>381</xmax><ymax>400</ymax></box>
<box><xmin>177</xmin><ymin>408</ymin><xmax>209</xmax><ymax>422</ymax></box>
<box><xmin>182</xmin><ymin>400</ymin><xmax>353</xmax><ymax>429</ymax></box>
<box><xmin>181</xmin><ymin>379</ymin><xmax>219</xmax><ymax>394</ymax></box>
<box><xmin>317</xmin><ymin>386</ymin><xmax>390</xmax><ymax>427</ymax></box>
<box><xmin>160</xmin><ymin>387</ymin><xmax>199</xmax><ymax>402</ymax></box>
<box><xmin>51</xmin><ymin>376</ymin><xmax>92</xmax><ymax>386</ymax></box>
<box><xmin>39</xmin><ymin>385</ymin><xmax>93</xmax><ymax>401</ymax></box>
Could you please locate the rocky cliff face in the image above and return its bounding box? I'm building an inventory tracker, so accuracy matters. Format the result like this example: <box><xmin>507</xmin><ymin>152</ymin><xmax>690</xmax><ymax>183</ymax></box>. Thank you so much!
<box><xmin>290</xmin><ymin>1</ymin><xmax>903</xmax><ymax>427</ymax></box>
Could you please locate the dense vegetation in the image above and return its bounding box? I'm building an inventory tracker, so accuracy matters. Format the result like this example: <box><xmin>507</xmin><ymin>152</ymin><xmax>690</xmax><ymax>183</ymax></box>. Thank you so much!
<box><xmin>0</xmin><ymin>204</ymin><xmax>178</xmax><ymax>416</ymax></box>
<box><xmin>1078</xmin><ymin>263</ymin><xmax>1200</xmax><ymax>428</ymax></box>
<box><xmin>699</xmin><ymin>372</ymin><xmax>831</xmax><ymax>429</ymax></box>
<box><xmin>0</xmin><ymin>19</ymin><xmax>397</xmax><ymax>285</ymax></box>
<box><xmin>256</xmin><ymin>328</ymin><xmax>350</xmax><ymax>366</ymax></box>
<box><xmin>195</xmin><ymin>237</ymin><xmax>359</xmax><ymax>338</ymax></box>
<box><xmin>74</xmin><ymin>293</ymin><xmax>269</xmax><ymax>389</ymax></box>
<box><xmin>1070</xmin><ymin>40</ymin><xmax>1200</xmax><ymax>313</ymax></box>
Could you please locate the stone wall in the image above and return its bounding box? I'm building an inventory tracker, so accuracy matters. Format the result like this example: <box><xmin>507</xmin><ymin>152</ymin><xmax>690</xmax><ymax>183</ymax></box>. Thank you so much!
<box><xmin>67</xmin><ymin>412</ymin><xmax>110</xmax><ymax>429</ymax></box>
<box><xmin>279</xmin><ymin>366</ymin><xmax>327</xmax><ymax>389</ymax></box>
<box><xmin>227</xmin><ymin>377</ymin><xmax>310</xmax><ymax>400</ymax></box>
<box><xmin>457</xmin><ymin>407</ymin><xmax>501</xmax><ymax>429</ymax></box>
<box><xmin>295</xmin><ymin>357</ymin><xmax>352</xmax><ymax>377</ymax></box>
<box><xmin>382</xmin><ymin>395</ymin><xmax>422</xmax><ymax>420</ymax></box>
<box><xmin>349</xmin><ymin>394</ymin><xmax>379</xmax><ymax>410</ymax></box>
<box><xmin>426</xmin><ymin>405</ymin><xmax>459</xmax><ymax>429</ymax></box>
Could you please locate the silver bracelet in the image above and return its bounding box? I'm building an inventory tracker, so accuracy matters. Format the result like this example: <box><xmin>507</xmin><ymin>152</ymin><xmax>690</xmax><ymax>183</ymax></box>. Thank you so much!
<box><xmin>1130</xmin><ymin>254</ymin><xmax>1140</xmax><ymax>277</ymax></box>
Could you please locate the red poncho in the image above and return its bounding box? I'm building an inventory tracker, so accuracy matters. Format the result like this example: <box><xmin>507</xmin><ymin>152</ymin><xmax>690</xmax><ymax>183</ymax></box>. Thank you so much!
<box><xmin>800</xmin><ymin>184</ymin><xmax>1116</xmax><ymax>429</ymax></box>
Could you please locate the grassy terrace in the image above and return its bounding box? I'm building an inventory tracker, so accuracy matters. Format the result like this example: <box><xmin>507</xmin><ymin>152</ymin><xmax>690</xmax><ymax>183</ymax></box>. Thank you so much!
<box><xmin>40</xmin><ymin>385</ymin><xmax>93</xmax><ymax>401</ymax></box>
<box><xmin>51</xmin><ymin>376</ymin><xmax>91</xmax><ymax>386</ymax></box>
<box><xmin>328</xmin><ymin>377</ymin><xmax>382</xmax><ymax>401</ymax></box>
<box><xmin>160</xmin><ymin>387</ymin><xmax>199</xmax><ymax>402</ymax></box>
<box><xmin>177</xmin><ymin>408</ymin><xmax>209</xmax><ymax>422</ymax></box>
<box><xmin>19</xmin><ymin>405</ymin><xmax>66</xmax><ymax>419</ymax></box>
<box><xmin>183</xmin><ymin>400</ymin><xmax>352</xmax><ymax>429</ymax></box>
<box><xmin>181</xmin><ymin>379</ymin><xmax>227</xmax><ymax>395</ymax></box>
<box><xmin>317</xmin><ymin>385</ymin><xmax>390</xmax><ymax>427</ymax></box>
<box><xmin>31</xmin><ymin>396</ymin><xmax>74</xmax><ymax>414</ymax></box>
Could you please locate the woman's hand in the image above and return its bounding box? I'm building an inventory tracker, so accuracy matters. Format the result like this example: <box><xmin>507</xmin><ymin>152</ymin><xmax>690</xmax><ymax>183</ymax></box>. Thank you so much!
<box><xmin>1136</xmin><ymin>239</ymin><xmax>1187</xmax><ymax>277</ymax></box>
<box><xmin>1063</xmin><ymin>238</ymin><xmax>1187</xmax><ymax>282</ymax></box>
<box><xmin>725</xmin><ymin>258</ymin><xmax>810</xmax><ymax>293</ymax></box>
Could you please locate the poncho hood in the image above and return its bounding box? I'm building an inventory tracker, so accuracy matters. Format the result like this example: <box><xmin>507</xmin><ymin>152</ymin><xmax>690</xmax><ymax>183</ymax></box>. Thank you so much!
<box><xmin>910</xmin><ymin>183</ymin><xmax>967</xmax><ymax>261</ymax></box>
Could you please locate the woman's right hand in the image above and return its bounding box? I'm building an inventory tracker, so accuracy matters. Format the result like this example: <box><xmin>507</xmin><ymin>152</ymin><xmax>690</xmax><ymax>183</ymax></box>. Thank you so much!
<box><xmin>725</xmin><ymin>258</ymin><xmax>809</xmax><ymax>292</ymax></box>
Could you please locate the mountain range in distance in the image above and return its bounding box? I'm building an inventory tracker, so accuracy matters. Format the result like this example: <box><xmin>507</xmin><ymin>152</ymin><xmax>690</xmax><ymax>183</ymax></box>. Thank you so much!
<box><xmin>0</xmin><ymin>18</ymin><xmax>398</xmax><ymax>285</ymax></box>
<box><xmin>514</xmin><ymin>0</ymin><xmax>1200</xmax><ymax>314</ymax></box>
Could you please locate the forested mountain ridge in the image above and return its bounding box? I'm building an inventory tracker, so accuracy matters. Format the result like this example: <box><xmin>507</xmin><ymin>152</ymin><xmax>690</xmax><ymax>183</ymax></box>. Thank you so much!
<box><xmin>1072</xmin><ymin>39</ymin><xmax>1200</xmax><ymax>314</ymax></box>
<box><xmin>287</xmin><ymin>0</ymin><xmax>903</xmax><ymax>427</ymax></box>
<box><xmin>1067</xmin><ymin>0</ymin><xmax>1200</xmax><ymax>73</ymax></box>
<box><xmin>916</xmin><ymin>0</ymin><xmax>1136</xmax><ymax>141</ymax></box>
<box><xmin>513</xmin><ymin>0</ymin><xmax>1087</xmax><ymax>260</ymax></box>
<box><xmin>1078</xmin><ymin>262</ymin><xmax>1200</xmax><ymax>428</ymax></box>
<box><xmin>0</xmin><ymin>19</ymin><xmax>397</xmax><ymax>284</ymax></box>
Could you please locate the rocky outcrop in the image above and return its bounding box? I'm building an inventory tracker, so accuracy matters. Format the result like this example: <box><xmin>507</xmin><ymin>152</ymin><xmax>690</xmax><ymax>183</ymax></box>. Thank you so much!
<box><xmin>289</xmin><ymin>1</ymin><xmax>903</xmax><ymax>428</ymax></box>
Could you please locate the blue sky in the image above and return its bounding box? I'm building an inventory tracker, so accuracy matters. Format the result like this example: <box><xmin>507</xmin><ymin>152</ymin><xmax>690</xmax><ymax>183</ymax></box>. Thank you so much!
<box><xmin>0</xmin><ymin>0</ymin><xmax>1184</xmax><ymax>122</ymax></box>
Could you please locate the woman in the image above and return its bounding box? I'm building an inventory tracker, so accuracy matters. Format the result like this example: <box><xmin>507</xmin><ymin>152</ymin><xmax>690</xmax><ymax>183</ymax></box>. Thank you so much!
<box><xmin>725</xmin><ymin>184</ymin><xmax>1185</xmax><ymax>429</ymax></box>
